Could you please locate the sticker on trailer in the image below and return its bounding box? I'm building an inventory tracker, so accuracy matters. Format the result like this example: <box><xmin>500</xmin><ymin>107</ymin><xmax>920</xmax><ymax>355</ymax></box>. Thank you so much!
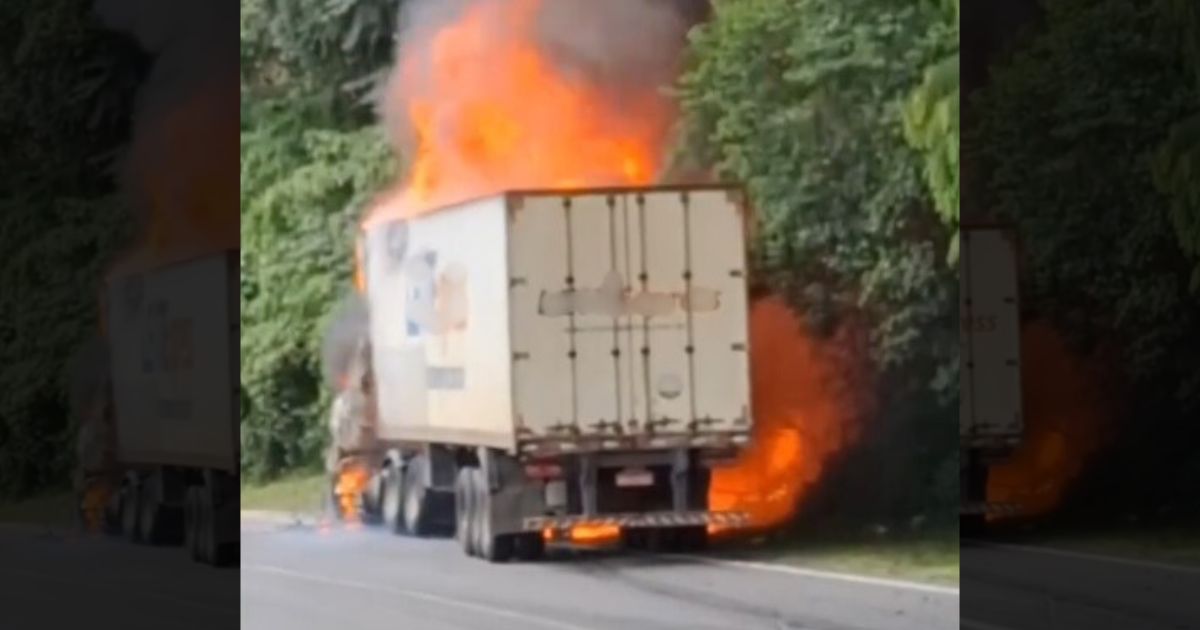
<box><xmin>615</xmin><ymin>467</ymin><xmax>654</xmax><ymax>487</ymax></box>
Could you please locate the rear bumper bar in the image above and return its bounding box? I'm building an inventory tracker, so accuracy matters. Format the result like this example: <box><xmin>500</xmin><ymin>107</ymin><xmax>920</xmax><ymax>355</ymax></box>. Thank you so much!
<box><xmin>524</xmin><ymin>510</ymin><xmax>750</xmax><ymax>531</ymax></box>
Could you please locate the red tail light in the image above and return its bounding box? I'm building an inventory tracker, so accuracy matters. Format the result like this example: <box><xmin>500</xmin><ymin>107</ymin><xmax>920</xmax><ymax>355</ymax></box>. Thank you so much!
<box><xmin>524</xmin><ymin>462</ymin><xmax>563</xmax><ymax>480</ymax></box>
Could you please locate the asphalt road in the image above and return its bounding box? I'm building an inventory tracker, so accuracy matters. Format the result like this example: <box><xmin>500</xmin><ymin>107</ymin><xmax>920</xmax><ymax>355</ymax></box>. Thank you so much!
<box><xmin>961</xmin><ymin>540</ymin><xmax>1200</xmax><ymax>630</ymax></box>
<box><xmin>241</xmin><ymin>518</ymin><xmax>958</xmax><ymax>630</ymax></box>
<box><xmin>0</xmin><ymin>524</ymin><xmax>239</xmax><ymax>629</ymax></box>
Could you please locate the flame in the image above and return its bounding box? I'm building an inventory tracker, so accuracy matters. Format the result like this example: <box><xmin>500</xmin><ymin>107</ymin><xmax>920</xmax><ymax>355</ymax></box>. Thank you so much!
<box><xmin>987</xmin><ymin>321</ymin><xmax>1112</xmax><ymax>519</ymax></box>
<box><xmin>709</xmin><ymin>298</ymin><xmax>868</xmax><ymax>534</ymax></box>
<box><xmin>106</xmin><ymin>74</ymin><xmax>239</xmax><ymax>283</ymax></box>
<box><xmin>362</xmin><ymin>0</ymin><xmax>672</xmax><ymax>232</ymax></box>
<box><xmin>334</xmin><ymin>462</ymin><xmax>371</xmax><ymax>525</ymax></box>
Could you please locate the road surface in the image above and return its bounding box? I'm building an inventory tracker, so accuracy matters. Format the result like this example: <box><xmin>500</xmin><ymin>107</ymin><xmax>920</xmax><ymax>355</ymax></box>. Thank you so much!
<box><xmin>0</xmin><ymin>524</ymin><xmax>239</xmax><ymax>629</ymax></box>
<box><xmin>961</xmin><ymin>540</ymin><xmax>1200</xmax><ymax>630</ymax></box>
<box><xmin>241</xmin><ymin>517</ymin><xmax>958</xmax><ymax>630</ymax></box>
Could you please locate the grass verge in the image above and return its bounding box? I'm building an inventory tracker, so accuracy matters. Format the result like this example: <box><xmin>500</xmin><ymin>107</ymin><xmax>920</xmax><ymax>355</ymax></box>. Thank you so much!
<box><xmin>0</xmin><ymin>488</ymin><xmax>76</xmax><ymax>527</ymax></box>
<box><xmin>241</xmin><ymin>472</ymin><xmax>327</xmax><ymax>514</ymax></box>
<box><xmin>713</xmin><ymin>529</ymin><xmax>960</xmax><ymax>586</ymax></box>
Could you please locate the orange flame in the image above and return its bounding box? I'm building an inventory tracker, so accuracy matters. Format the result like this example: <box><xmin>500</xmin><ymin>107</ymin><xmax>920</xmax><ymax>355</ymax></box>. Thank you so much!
<box><xmin>363</xmin><ymin>0</ymin><xmax>672</xmax><ymax>231</ymax></box>
<box><xmin>987</xmin><ymin>322</ymin><xmax>1112</xmax><ymax>519</ymax></box>
<box><xmin>334</xmin><ymin>462</ymin><xmax>371</xmax><ymax>525</ymax></box>
<box><xmin>710</xmin><ymin>298</ymin><xmax>869</xmax><ymax>534</ymax></box>
<box><xmin>106</xmin><ymin>74</ymin><xmax>239</xmax><ymax>283</ymax></box>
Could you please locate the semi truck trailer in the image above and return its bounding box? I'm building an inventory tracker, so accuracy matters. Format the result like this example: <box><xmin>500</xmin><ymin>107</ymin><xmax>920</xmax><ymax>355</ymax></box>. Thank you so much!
<box><xmin>75</xmin><ymin>250</ymin><xmax>240</xmax><ymax>566</ymax></box>
<box><xmin>329</xmin><ymin>184</ymin><xmax>756</xmax><ymax>561</ymax></box>
<box><xmin>960</xmin><ymin>225</ymin><xmax>1024</xmax><ymax>532</ymax></box>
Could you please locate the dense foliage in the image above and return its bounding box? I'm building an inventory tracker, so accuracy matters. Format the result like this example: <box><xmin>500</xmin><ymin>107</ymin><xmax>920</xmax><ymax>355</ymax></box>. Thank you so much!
<box><xmin>240</xmin><ymin>0</ymin><xmax>396</xmax><ymax>479</ymax></box>
<box><xmin>0</xmin><ymin>0</ymin><xmax>143</xmax><ymax>497</ymax></box>
<box><xmin>970</xmin><ymin>0</ymin><xmax>1200</xmax><ymax>407</ymax></box>
<box><xmin>676</xmin><ymin>0</ymin><xmax>960</xmax><ymax>518</ymax></box>
<box><xmin>970</xmin><ymin>0</ymin><xmax>1200</xmax><ymax>510</ymax></box>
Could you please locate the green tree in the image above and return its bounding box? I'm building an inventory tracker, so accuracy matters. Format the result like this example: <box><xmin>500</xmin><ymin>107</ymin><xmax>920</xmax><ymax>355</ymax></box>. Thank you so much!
<box><xmin>239</xmin><ymin>0</ymin><xmax>402</xmax><ymax>479</ymax></box>
<box><xmin>904</xmin><ymin>0</ymin><xmax>959</xmax><ymax>262</ymax></box>
<box><xmin>239</xmin><ymin>99</ymin><xmax>393</xmax><ymax>479</ymax></box>
<box><xmin>677</xmin><ymin>0</ymin><xmax>959</xmax><ymax>520</ymax></box>
<box><xmin>1152</xmin><ymin>0</ymin><xmax>1200</xmax><ymax>291</ymax></box>
<box><xmin>678</xmin><ymin>0</ymin><xmax>956</xmax><ymax>387</ymax></box>
<box><xmin>971</xmin><ymin>0</ymin><xmax>1200</xmax><ymax>405</ymax></box>
<box><xmin>0</xmin><ymin>0</ymin><xmax>143</xmax><ymax>497</ymax></box>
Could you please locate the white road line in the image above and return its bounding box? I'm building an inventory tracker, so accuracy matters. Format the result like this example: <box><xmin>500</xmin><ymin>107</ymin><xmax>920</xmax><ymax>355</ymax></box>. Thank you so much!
<box><xmin>245</xmin><ymin>564</ymin><xmax>597</xmax><ymax>630</ymax></box>
<box><xmin>970</xmin><ymin>541</ymin><xmax>1200</xmax><ymax>575</ymax></box>
<box><xmin>960</xmin><ymin>619</ymin><xmax>1017</xmax><ymax>630</ymax></box>
<box><xmin>671</xmin><ymin>554</ymin><xmax>960</xmax><ymax>596</ymax></box>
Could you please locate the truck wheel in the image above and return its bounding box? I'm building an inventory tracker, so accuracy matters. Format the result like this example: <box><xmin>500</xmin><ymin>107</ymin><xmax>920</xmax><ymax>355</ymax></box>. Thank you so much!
<box><xmin>470</xmin><ymin>468</ymin><xmax>512</xmax><ymax>563</ymax></box>
<box><xmin>138</xmin><ymin>494</ymin><xmax>162</xmax><ymax>545</ymax></box>
<box><xmin>120</xmin><ymin>483</ymin><xmax>141</xmax><ymax>543</ymax></box>
<box><xmin>196</xmin><ymin>486</ymin><xmax>216</xmax><ymax>564</ymax></box>
<box><xmin>455</xmin><ymin>468</ymin><xmax>478</xmax><ymax>556</ymax></box>
<box><xmin>185</xmin><ymin>486</ymin><xmax>206</xmax><ymax>562</ymax></box>
<box><xmin>381</xmin><ymin>464</ymin><xmax>407</xmax><ymax>534</ymax></box>
<box><xmin>104</xmin><ymin>490</ymin><xmax>122</xmax><ymax>536</ymax></box>
<box><xmin>513</xmin><ymin>533</ymin><xmax>545</xmax><ymax>562</ymax></box>
<box><xmin>403</xmin><ymin>455</ymin><xmax>436</xmax><ymax>537</ymax></box>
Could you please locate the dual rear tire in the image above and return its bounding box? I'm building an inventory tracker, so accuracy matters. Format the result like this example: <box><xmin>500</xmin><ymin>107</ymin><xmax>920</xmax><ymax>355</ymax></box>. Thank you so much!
<box><xmin>454</xmin><ymin>466</ymin><xmax>542</xmax><ymax>563</ymax></box>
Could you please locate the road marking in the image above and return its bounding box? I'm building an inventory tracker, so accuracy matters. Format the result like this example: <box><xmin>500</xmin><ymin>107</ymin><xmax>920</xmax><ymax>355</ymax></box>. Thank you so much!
<box><xmin>961</xmin><ymin>619</ymin><xmax>1017</xmax><ymax>630</ymax></box>
<box><xmin>670</xmin><ymin>554</ymin><xmax>959</xmax><ymax>596</ymax></box>
<box><xmin>969</xmin><ymin>541</ymin><xmax>1200</xmax><ymax>576</ymax></box>
<box><xmin>246</xmin><ymin>564</ymin><xmax>597</xmax><ymax>630</ymax></box>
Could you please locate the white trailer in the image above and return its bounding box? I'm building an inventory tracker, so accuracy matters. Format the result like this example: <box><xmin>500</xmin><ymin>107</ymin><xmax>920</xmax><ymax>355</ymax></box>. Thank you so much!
<box><xmin>960</xmin><ymin>225</ymin><xmax>1024</xmax><ymax>527</ymax></box>
<box><xmin>100</xmin><ymin>250</ymin><xmax>239</xmax><ymax>565</ymax></box>
<box><xmin>341</xmin><ymin>185</ymin><xmax>756</xmax><ymax>561</ymax></box>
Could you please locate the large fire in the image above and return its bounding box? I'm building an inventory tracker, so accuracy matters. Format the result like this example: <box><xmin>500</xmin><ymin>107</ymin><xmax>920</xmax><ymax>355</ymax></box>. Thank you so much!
<box><xmin>987</xmin><ymin>321</ymin><xmax>1113</xmax><ymax>518</ymax></box>
<box><xmin>710</xmin><ymin>298</ymin><xmax>868</xmax><ymax>533</ymax></box>
<box><xmin>363</xmin><ymin>0</ymin><xmax>674</xmax><ymax>229</ymax></box>
<box><xmin>106</xmin><ymin>74</ymin><xmax>239</xmax><ymax>281</ymax></box>
<box><xmin>355</xmin><ymin>0</ymin><xmax>863</xmax><ymax>542</ymax></box>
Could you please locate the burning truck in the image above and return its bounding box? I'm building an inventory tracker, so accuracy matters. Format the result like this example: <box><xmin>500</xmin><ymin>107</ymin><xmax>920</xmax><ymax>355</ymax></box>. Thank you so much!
<box><xmin>316</xmin><ymin>0</ymin><xmax>867</xmax><ymax>553</ymax></box>
<box><xmin>69</xmin><ymin>0</ymin><xmax>239</xmax><ymax>565</ymax></box>
<box><xmin>326</xmin><ymin>185</ymin><xmax>756</xmax><ymax>561</ymax></box>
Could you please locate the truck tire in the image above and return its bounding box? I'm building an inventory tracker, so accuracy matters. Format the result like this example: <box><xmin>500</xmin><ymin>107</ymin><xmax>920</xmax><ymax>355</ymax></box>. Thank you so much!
<box><xmin>470</xmin><ymin>468</ymin><xmax>512</xmax><ymax>563</ymax></box>
<box><xmin>120</xmin><ymin>483</ymin><xmax>141</xmax><ymax>543</ymax></box>
<box><xmin>184</xmin><ymin>487</ymin><xmax>198</xmax><ymax>558</ymax></box>
<box><xmin>138</xmin><ymin>494</ymin><xmax>162</xmax><ymax>545</ymax></box>
<box><xmin>186</xmin><ymin>486</ymin><xmax>207</xmax><ymax>563</ymax></box>
<box><xmin>381</xmin><ymin>463</ymin><xmax>407</xmax><ymax>534</ymax></box>
<box><xmin>455</xmin><ymin>467</ymin><xmax>478</xmax><ymax>556</ymax></box>
<box><xmin>513</xmin><ymin>533</ymin><xmax>545</xmax><ymax>562</ymax></box>
<box><xmin>403</xmin><ymin>455</ymin><xmax>437</xmax><ymax>537</ymax></box>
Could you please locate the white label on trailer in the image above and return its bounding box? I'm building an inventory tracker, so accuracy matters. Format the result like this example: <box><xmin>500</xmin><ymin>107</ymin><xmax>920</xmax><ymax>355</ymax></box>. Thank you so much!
<box><xmin>616</xmin><ymin>467</ymin><xmax>654</xmax><ymax>487</ymax></box>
